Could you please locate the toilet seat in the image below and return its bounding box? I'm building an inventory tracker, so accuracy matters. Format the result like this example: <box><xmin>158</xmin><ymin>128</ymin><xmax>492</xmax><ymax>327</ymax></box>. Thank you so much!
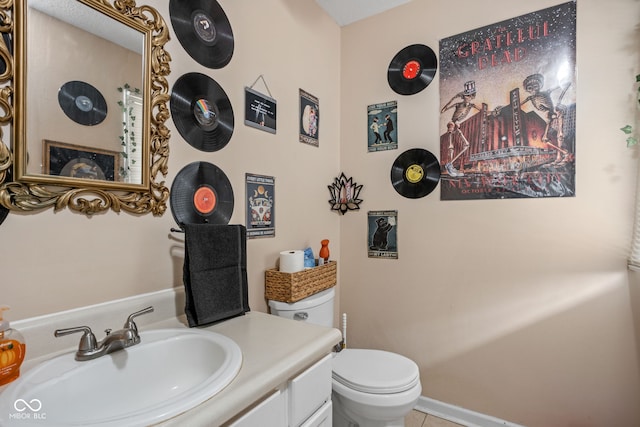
<box><xmin>332</xmin><ymin>349</ymin><xmax>420</xmax><ymax>394</ymax></box>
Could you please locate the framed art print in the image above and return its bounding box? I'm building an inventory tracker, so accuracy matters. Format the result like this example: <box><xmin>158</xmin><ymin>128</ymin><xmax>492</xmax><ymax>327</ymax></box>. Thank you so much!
<box><xmin>246</xmin><ymin>173</ymin><xmax>275</xmax><ymax>238</ymax></box>
<box><xmin>368</xmin><ymin>101</ymin><xmax>397</xmax><ymax>152</ymax></box>
<box><xmin>244</xmin><ymin>87</ymin><xmax>277</xmax><ymax>134</ymax></box>
<box><xmin>367</xmin><ymin>210</ymin><xmax>398</xmax><ymax>259</ymax></box>
<box><xmin>299</xmin><ymin>89</ymin><xmax>319</xmax><ymax>146</ymax></box>
<box><xmin>44</xmin><ymin>139</ymin><xmax>119</xmax><ymax>181</ymax></box>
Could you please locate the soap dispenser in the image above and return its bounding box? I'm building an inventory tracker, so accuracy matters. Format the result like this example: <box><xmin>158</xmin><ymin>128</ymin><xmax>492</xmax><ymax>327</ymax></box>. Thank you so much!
<box><xmin>0</xmin><ymin>306</ymin><xmax>26</xmax><ymax>386</ymax></box>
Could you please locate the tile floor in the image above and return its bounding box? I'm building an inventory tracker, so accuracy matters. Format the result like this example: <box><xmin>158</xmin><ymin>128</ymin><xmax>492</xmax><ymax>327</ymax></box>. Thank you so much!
<box><xmin>405</xmin><ymin>409</ymin><xmax>465</xmax><ymax>427</ymax></box>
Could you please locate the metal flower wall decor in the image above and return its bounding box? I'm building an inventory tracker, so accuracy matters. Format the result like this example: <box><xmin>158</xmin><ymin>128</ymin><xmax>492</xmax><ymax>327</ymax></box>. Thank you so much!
<box><xmin>328</xmin><ymin>173</ymin><xmax>363</xmax><ymax>215</ymax></box>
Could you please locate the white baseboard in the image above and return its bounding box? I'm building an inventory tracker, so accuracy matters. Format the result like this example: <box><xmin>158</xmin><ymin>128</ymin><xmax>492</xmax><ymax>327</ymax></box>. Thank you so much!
<box><xmin>415</xmin><ymin>396</ymin><xmax>525</xmax><ymax>427</ymax></box>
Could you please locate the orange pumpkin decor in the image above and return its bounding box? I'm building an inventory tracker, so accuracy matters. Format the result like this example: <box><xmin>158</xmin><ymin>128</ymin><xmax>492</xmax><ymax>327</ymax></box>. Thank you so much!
<box><xmin>0</xmin><ymin>339</ymin><xmax>26</xmax><ymax>385</ymax></box>
<box><xmin>0</xmin><ymin>307</ymin><xmax>26</xmax><ymax>386</ymax></box>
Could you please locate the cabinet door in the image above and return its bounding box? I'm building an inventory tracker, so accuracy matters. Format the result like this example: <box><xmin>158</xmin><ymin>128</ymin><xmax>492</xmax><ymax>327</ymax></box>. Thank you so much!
<box><xmin>289</xmin><ymin>354</ymin><xmax>333</xmax><ymax>427</ymax></box>
<box><xmin>229</xmin><ymin>389</ymin><xmax>287</xmax><ymax>427</ymax></box>
<box><xmin>300</xmin><ymin>400</ymin><xmax>332</xmax><ymax>427</ymax></box>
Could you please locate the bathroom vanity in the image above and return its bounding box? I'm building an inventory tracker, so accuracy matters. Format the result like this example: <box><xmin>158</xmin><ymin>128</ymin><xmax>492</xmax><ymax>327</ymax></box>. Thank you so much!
<box><xmin>158</xmin><ymin>312</ymin><xmax>340</xmax><ymax>426</ymax></box>
<box><xmin>0</xmin><ymin>289</ymin><xmax>342</xmax><ymax>426</ymax></box>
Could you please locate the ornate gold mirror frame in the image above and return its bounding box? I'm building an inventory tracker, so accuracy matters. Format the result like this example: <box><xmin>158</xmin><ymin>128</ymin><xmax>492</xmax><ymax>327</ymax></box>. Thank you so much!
<box><xmin>0</xmin><ymin>0</ymin><xmax>171</xmax><ymax>216</ymax></box>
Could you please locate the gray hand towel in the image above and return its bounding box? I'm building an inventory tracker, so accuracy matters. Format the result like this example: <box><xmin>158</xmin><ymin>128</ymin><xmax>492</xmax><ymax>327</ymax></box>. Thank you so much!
<box><xmin>183</xmin><ymin>223</ymin><xmax>250</xmax><ymax>327</ymax></box>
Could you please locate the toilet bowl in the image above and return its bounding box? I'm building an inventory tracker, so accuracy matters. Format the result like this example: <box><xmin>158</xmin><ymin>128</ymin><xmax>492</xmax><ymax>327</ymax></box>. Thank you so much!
<box><xmin>268</xmin><ymin>287</ymin><xmax>421</xmax><ymax>427</ymax></box>
<box><xmin>332</xmin><ymin>348</ymin><xmax>422</xmax><ymax>427</ymax></box>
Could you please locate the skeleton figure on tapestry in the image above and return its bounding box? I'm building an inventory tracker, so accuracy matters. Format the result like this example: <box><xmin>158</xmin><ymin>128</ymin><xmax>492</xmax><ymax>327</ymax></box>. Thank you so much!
<box><xmin>440</xmin><ymin>80</ymin><xmax>481</xmax><ymax>177</ymax></box>
<box><xmin>518</xmin><ymin>73</ymin><xmax>572</xmax><ymax>165</ymax></box>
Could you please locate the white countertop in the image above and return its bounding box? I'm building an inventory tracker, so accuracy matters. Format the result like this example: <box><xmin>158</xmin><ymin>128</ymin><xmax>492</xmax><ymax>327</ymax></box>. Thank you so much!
<box><xmin>156</xmin><ymin>312</ymin><xmax>342</xmax><ymax>425</ymax></box>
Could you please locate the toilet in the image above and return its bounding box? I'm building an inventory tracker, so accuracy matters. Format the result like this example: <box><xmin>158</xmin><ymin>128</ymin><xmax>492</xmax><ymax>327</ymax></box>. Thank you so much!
<box><xmin>268</xmin><ymin>287</ymin><xmax>422</xmax><ymax>427</ymax></box>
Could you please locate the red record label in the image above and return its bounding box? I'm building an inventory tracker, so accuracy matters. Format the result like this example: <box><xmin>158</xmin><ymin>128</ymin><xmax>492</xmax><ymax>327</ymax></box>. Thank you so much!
<box><xmin>193</xmin><ymin>186</ymin><xmax>217</xmax><ymax>214</ymax></box>
<box><xmin>402</xmin><ymin>60</ymin><xmax>421</xmax><ymax>80</ymax></box>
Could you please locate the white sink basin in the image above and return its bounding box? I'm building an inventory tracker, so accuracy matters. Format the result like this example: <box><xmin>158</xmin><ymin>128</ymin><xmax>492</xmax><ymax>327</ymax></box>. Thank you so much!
<box><xmin>0</xmin><ymin>328</ymin><xmax>242</xmax><ymax>426</ymax></box>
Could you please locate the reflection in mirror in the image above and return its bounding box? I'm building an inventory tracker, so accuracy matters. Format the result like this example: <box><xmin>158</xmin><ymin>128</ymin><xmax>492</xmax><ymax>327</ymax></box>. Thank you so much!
<box><xmin>0</xmin><ymin>0</ymin><xmax>171</xmax><ymax>216</ymax></box>
<box><xmin>27</xmin><ymin>0</ymin><xmax>144</xmax><ymax>184</ymax></box>
<box><xmin>119</xmin><ymin>84</ymin><xmax>143</xmax><ymax>184</ymax></box>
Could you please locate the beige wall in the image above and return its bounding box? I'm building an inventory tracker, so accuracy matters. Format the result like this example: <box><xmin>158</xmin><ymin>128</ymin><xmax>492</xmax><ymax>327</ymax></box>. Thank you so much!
<box><xmin>1</xmin><ymin>0</ymin><xmax>639</xmax><ymax>426</ymax></box>
<box><xmin>339</xmin><ymin>0</ymin><xmax>640</xmax><ymax>426</ymax></box>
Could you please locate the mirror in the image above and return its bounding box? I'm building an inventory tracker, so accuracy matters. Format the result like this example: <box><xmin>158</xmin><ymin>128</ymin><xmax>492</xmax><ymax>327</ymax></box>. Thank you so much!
<box><xmin>0</xmin><ymin>0</ymin><xmax>171</xmax><ymax>216</ymax></box>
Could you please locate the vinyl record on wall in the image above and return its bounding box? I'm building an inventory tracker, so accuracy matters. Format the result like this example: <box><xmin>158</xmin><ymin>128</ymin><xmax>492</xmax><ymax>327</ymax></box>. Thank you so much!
<box><xmin>0</xmin><ymin>33</ymin><xmax>12</xmax><ymax>75</ymax></box>
<box><xmin>390</xmin><ymin>148</ymin><xmax>440</xmax><ymax>198</ymax></box>
<box><xmin>169</xmin><ymin>0</ymin><xmax>234</xmax><ymax>69</ymax></box>
<box><xmin>170</xmin><ymin>72</ymin><xmax>234</xmax><ymax>152</ymax></box>
<box><xmin>0</xmin><ymin>203</ymin><xmax>8</xmax><ymax>226</ymax></box>
<box><xmin>170</xmin><ymin>161</ymin><xmax>234</xmax><ymax>227</ymax></box>
<box><xmin>387</xmin><ymin>44</ymin><xmax>437</xmax><ymax>95</ymax></box>
<box><xmin>0</xmin><ymin>168</ymin><xmax>11</xmax><ymax>226</ymax></box>
<box><xmin>57</xmin><ymin>81</ymin><xmax>108</xmax><ymax>126</ymax></box>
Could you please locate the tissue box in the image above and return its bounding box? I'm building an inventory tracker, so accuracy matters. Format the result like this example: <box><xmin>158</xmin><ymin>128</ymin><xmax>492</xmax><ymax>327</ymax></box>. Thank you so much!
<box><xmin>265</xmin><ymin>261</ymin><xmax>337</xmax><ymax>303</ymax></box>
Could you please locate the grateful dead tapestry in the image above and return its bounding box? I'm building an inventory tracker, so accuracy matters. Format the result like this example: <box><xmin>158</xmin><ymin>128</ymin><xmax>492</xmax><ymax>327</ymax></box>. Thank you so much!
<box><xmin>439</xmin><ymin>1</ymin><xmax>576</xmax><ymax>200</ymax></box>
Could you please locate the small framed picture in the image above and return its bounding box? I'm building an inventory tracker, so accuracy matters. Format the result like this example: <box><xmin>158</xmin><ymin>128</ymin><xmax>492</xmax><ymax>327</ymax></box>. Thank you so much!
<box><xmin>299</xmin><ymin>89</ymin><xmax>319</xmax><ymax>146</ymax></box>
<box><xmin>244</xmin><ymin>87</ymin><xmax>277</xmax><ymax>134</ymax></box>
<box><xmin>367</xmin><ymin>210</ymin><xmax>398</xmax><ymax>259</ymax></box>
<box><xmin>368</xmin><ymin>101</ymin><xmax>397</xmax><ymax>152</ymax></box>
<box><xmin>44</xmin><ymin>139</ymin><xmax>119</xmax><ymax>181</ymax></box>
<box><xmin>246</xmin><ymin>173</ymin><xmax>275</xmax><ymax>239</ymax></box>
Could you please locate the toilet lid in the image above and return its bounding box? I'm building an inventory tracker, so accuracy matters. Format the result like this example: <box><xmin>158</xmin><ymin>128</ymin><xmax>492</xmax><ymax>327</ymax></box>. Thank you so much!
<box><xmin>332</xmin><ymin>349</ymin><xmax>420</xmax><ymax>394</ymax></box>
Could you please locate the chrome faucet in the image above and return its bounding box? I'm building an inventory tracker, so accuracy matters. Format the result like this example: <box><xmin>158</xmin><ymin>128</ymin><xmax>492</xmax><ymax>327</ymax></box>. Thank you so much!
<box><xmin>54</xmin><ymin>306</ymin><xmax>154</xmax><ymax>361</ymax></box>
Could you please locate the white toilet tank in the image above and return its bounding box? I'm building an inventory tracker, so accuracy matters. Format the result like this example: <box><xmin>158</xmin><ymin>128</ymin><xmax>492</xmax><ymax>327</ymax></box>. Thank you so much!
<box><xmin>268</xmin><ymin>287</ymin><xmax>335</xmax><ymax>328</ymax></box>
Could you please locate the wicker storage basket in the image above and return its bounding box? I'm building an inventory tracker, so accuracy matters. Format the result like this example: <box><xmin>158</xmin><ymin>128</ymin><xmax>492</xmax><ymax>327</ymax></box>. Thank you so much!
<box><xmin>265</xmin><ymin>261</ymin><xmax>337</xmax><ymax>303</ymax></box>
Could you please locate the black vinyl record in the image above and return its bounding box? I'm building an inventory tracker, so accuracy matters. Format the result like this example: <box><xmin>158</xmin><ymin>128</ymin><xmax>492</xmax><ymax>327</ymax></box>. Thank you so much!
<box><xmin>0</xmin><ymin>168</ymin><xmax>10</xmax><ymax>226</ymax></box>
<box><xmin>0</xmin><ymin>194</ymin><xmax>7</xmax><ymax>225</ymax></box>
<box><xmin>387</xmin><ymin>44</ymin><xmax>437</xmax><ymax>96</ymax></box>
<box><xmin>169</xmin><ymin>0</ymin><xmax>234</xmax><ymax>69</ymax></box>
<box><xmin>391</xmin><ymin>148</ymin><xmax>440</xmax><ymax>199</ymax></box>
<box><xmin>171</xmin><ymin>72</ymin><xmax>234</xmax><ymax>152</ymax></box>
<box><xmin>58</xmin><ymin>81</ymin><xmax>107</xmax><ymax>126</ymax></box>
<box><xmin>170</xmin><ymin>161</ymin><xmax>234</xmax><ymax>227</ymax></box>
<box><xmin>0</xmin><ymin>205</ymin><xmax>7</xmax><ymax>226</ymax></box>
<box><xmin>0</xmin><ymin>33</ymin><xmax>12</xmax><ymax>75</ymax></box>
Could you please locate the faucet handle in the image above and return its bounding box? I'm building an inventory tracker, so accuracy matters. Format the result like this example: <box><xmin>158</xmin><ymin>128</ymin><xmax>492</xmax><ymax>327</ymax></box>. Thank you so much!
<box><xmin>54</xmin><ymin>326</ymin><xmax>97</xmax><ymax>352</ymax></box>
<box><xmin>123</xmin><ymin>306</ymin><xmax>154</xmax><ymax>332</ymax></box>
